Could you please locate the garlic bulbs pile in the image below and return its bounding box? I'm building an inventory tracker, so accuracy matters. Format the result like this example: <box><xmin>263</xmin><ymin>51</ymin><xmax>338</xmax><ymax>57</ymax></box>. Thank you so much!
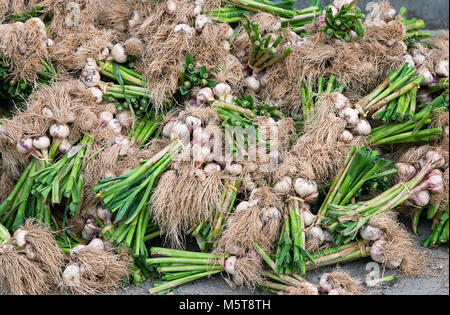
<box><xmin>332</xmin><ymin>93</ymin><xmax>372</xmax><ymax>139</ymax></box>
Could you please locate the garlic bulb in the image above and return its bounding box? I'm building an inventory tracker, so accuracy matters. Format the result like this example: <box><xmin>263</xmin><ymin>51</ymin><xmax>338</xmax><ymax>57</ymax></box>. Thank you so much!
<box><xmin>302</xmin><ymin>208</ymin><xmax>317</xmax><ymax>227</ymax></box>
<box><xmin>162</xmin><ymin>120</ymin><xmax>175</xmax><ymax>137</ymax></box>
<box><xmin>236</xmin><ymin>201</ymin><xmax>250</xmax><ymax>212</ymax></box>
<box><xmin>319</xmin><ymin>273</ymin><xmax>332</xmax><ymax>293</ymax></box>
<box><xmin>174</xmin><ymin>24</ymin><xmax>194</xmax><ymax>36</ymax></box>
<box><xmin>306</xmin><ymin>226</ymin><xmax>325</xmax><ymax>245</ymax></box>
<box><xmin>69</xmin><ymin>244</ymin><xmax>86</xmax><ymax>261</ymax></box>
<box><xmin>13</xmin><ymin>228</ymin><xmax>28</xmax><ymax>248</ymax></box>
<box><xmin>80</xmin><ymin>66</ymin><xmax>100</xmax><ymax>87</ymax></box>
<box><xmin>203</xmin><ymin>163</ymin><xmax>221</xmax><ymax>175</ymax></box>
<box><xmin>360</xmin><ymin>224</ymin><xmax>384</xmax><ymax>241</ymax></box>
<box><xmin>262</xmin><ymin>207</ymin><xmax>280</xmax><ymax>223</ymax></box>
<box><xmin>117</xmin><ymin>111</ymin><xmax>133</xmax><ymax>128</ymax></box>
<box><xmin>225</xmin><ymin>256</ymin><xmax>237</xmax><ymax>275</ymax></box>
<box><xmin>333</xmin><ymin>92</ymin><xmax>350</xmax><ymax>110</ymax></box>
<box><xmin>33</xmin><ymin>136</ymin><xmax>50</xmax><ymax>150</ymax></box>
<box><xmin>435</xmin><ymin>60</ymin><xmax>449</xmax><ymax>77</ymax></box>
<box><xmin>225</xmin><ymin>163</ymin><xmax>243</xmax><ymax>175</ymax></box>
<box><xmin>412</xmin><ymin>49</ymin><xmax>426</xmax><ymax>67</ymax></box>
<box><xmin>340</xmin><ymin>130</ymin><xmax>354</xmax><ymax>143</ymax></box>
<box><xmin>196</xmin><ymin>87</ymin><xmax>215</xmax><ymax>104</ymax></box>
<box><xmin>195</xmin><ymin>15</ymin><xmax>211</xmax><ymax>32</ymax></box>
<box><xmin>418</xmin><ymin>67</ymin><xmax>434</xmax><ymax>85</ymax></box>
<box><xmin>90</xmin><ymin>87</ymin><xmax>103</xmax><ymax>103</ymax></box>
<box><xmin>166</xmin><ymin>0</ymin><xmax>177</xmax><ymax>15</ymax></box>
<box><xmin>386</xmin><ymin>257</ymin><xmax>402</xmax><ymax>269</ymax></box>
<box><xmin>87</xmin><ymin>238</ymin><xmax>105</xmax><ymax>251</ymax></box>
<box><xmin>171</xmin><ymin>121</ymin><xmax>189</xmax><ymax>140</ymax></box>
<box><xmin>213</xmin><ymin>83</ymin><xmax>231</xmax><ymax>100</ymax></box>
<box><xmin>50</xmin><ymin>124</ymin><xmax>70</xmax><ymax>139</ymax></box>
<box><xmin>274</xmin><ymin>176</ymin><xmax>292</xmax><ymax>195</ymax></box>
<box><xmin>339</xmin><ymin>107</ymin><xmax>360</xmax><ymax>127</ymax></box>
<box><xmin>108</xmin><ymin>119</ymin><xmax>122</xmax><ymax>134</ymax></box>
<box><xmin>42</xmin><ymin>106</ymin><xmax>54</xmax><ymax>119</ymax></box>
<box><xmin>245</xmin><ymin>76</ymin><xmax>260</xmax><ymax>91</ymax></box>
<box><xmin>353</xmin><ymin>119</ymin><xmax>372</xmax><ymax>136</ymax></box>
<box><xmin>97</xmin><ymin>207</ymin><xmax>112</xmax><ymax>226</ymax></box>
<box><xmin>63</xmin><ymin>263</ymin><xmax>81</xmax><ymax>284</ymax></box>
<box><xmin>370</xmin><ymin>239</ymin><xmax>386</xmax><ymax>263</ymax></box>
<box><xmin>294</xmin><ymin>178</ymin><xmax>318</xmax><ymax>203</ymax></box>
<box><xmin>403</xmin><ymin>54</ymin><xmax>415</xmax><ymax>68</ymax></box>
<box><xmin>111</xmin><ymin>44</ymin><xmax>127</xmax><ymax>63</ymax></box>
<box><xmin>410</xmin><ymin>189</ymin><xmax>430</xmax><ymax>207</ymax></box>
<box><xmin>16</xmin><ymin>138</ymin><xmax>33</xmax><ymax>154</ymax></box>
<box><xmin>59</xmin><ymin>139</ymin><xmax>72</xmax><ymax>152</ymax></box>
<box><xmin>395</xmin><ymin>163</ymin><xmax>416</xmax><ymax>181</ymax></box>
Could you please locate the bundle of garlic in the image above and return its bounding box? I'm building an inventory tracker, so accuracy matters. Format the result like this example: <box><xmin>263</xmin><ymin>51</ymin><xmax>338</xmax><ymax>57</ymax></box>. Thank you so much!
<box><xmin>0</xmin><ymin>219</ymin><xmax>63</xmax><ymax>295</ymax></box>
<box><xmin>62</xmin><ymin>238</ymin><xmax>131</xmax><ymax>295</ymax></box>
<box><xmin>322</xmin><ymin>149</ymin><xmax>445</xmax><ymax>243</ymax></box>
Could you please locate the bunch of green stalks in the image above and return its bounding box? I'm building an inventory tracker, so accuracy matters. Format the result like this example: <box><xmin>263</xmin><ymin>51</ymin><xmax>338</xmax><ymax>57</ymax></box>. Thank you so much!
<box><xmin>305</xmin><ymin>241</ymin><xmax>371</xmax><ymax>270</ymax></box>
<box><xmin>212</xmin><ymin>99</ymin><xmax>270</xmax><ymax>153</ymax></box>
<box><xmin>228</xmin><ymin>0</ymin><xmax>297</xmax><ymax>18</ymax></box>
<box><xmin>30</xmin><ymin>135</ymin><xmax>92</xmax><ymax>218</ymax></box>
<box><xmin>101</xmin><ymin>82</ymin><xmax>152</xmax><ymax>113</ymax></box>
<box><xmin>316</xmin><ymin>146</ymin><xmax>394</xmax><ymax>227</ymax></box>
<box><xmin>354</xmin><ymin>63</ymin><xmax>424</xmax><ymax>118</ymax></box>
<box><xmin>92</xmin><ymin>140</ymin><xmax>181</xmax><ymax>257</ymax></box>
<box><xmin>280</xmin><ymin>1</ymin><xmax>321</xmax><ymax>34</ymax></box>
<box><xmin>0</xmin><ymin>57</ymin><xmax>56</xmax><ymax>113</ymax></box>
<box><xmin>322</xmin><ymin>1</ymin><xmax>364</xmax><ymax>42</ymax></box>
<box><xmin>207</xmin><ymin>5</ymin><xmax>254</xmax><ymax>23</ymax></box>
<box><xmin>8</xmin><ymin>5</ymin><xmax>46</xmax><ymax>22</ymax></box>
<box><xmin>301</xmin><ymin>75</ymin><xmax>345</xmax><ymax>121</ymax></box>
<box><xmin>320</xmin><ymin>150</ymin><xmax>443</xmax><ymax>244</ymax></box>
<box><xmin>191</xmin><ymin>178</ymin><xmax>241</xmax><ymax>252</ymax></box>
<box><xmin>179</xmin><ymin>53</ymin><xmax>216</xmax><ymax>96</ymax></box>
<box><xmin>367</xmin><ymin>94</ymin><xmax>446</xmax><ymax>146</ymax></box>
<box><xmin>274</xmin><ymin>199</ymin><xmax>315</xmax><ymax>275</ymax></box>
<box><xmin>0</xmin><ymin>135</ymin><xmax>64</xmax><ymax>230</ymax></box>
<box><xmin>146</xmin><ymin>247</ymin><xmax>225</xmax><ymax>294</ymax></box>
<box><xmin>243</xmin><ymin>17</ymin><xmax>291</xmax><ymax>72</ymax></box>
<box><xmin>233</xmin><ymin>94</ymin><xmax>283</xmax><ymax>119</ymax></box>
<box><xmin>412</xmin><ymin>202</ymin><xmax>449</xmax><ymax>248</ymax></box>
<box><xmin>396</xmin><ymin>6</ymin><xmax>430</xmax><ymax>42</ymax></box>
<box><xmin>129</xmin><ymin>115</ymin><xmax>162</xmax><ymax>148</ymax></box>
<box><xmin>253</xmin><ymin>242</ymin><xmax>315</xmax><ymax>294</ymax></box>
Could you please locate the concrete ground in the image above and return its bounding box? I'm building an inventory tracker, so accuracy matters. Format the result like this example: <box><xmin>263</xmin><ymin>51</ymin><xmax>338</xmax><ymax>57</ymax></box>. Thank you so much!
<box><xmin>123</xmin><ymin>219</ymin><xmax>449</xmax><ymax>295</ymax></box>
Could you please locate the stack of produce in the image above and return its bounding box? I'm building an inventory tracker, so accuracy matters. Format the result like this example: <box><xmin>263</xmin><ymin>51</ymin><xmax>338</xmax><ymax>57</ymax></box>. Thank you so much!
<box><xmin>0</xmin><ymin>0</ymin><xmax>448</xmax><ymax>296</ymax></box>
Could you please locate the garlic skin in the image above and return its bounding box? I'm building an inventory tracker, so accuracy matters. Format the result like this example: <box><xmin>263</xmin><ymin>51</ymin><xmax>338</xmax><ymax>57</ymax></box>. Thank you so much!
<box><xmin>370</xmin><ymin>239</ymin><xmax>386</xmax><ymax>263</ymax></box>
<box><xmin>97</xmin><ymin>207</ymin><xmax>112</xmax><ymax>226</ymax></box>
<box><xmin>360</xmin><ymin>224</ymin><xmax>384</xmax><ymax>241</ymax></box>
<box><xmin>273</xmin><ymin>176</ymin><xmax>292</xmax><ymax>195</ymax></box>
<box><xmin>245</xmin><ymin>76</ymin><xmax>260</xmax><ymax>91</ymax></box>
<box><xmin>196</xmin><ymin>87</ymin><xmax>215</xmax><ymax>104</ymax></box>
<box><xmin>435</xmin><ymin>60</ymin><xmax>449</xmax><ymax>77</ymax></box>
<box><xmin>117</xmin><ymin>111</ymin><xmax>133</xmax><ymax>128</ymax></box>
<box><xmin>353</xmin><ymin>119</ymin><xmax>372</xmax><ymax>136</ymax></box>
<box><xmin>395</xmin><ymin>163</ymin><xmax>416</xmax><ymax>182</ymax></box>
<box><xmin>185</xmin><ymin>116</ymin><xmax>202</xmax><ymax>129</ymax></box>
